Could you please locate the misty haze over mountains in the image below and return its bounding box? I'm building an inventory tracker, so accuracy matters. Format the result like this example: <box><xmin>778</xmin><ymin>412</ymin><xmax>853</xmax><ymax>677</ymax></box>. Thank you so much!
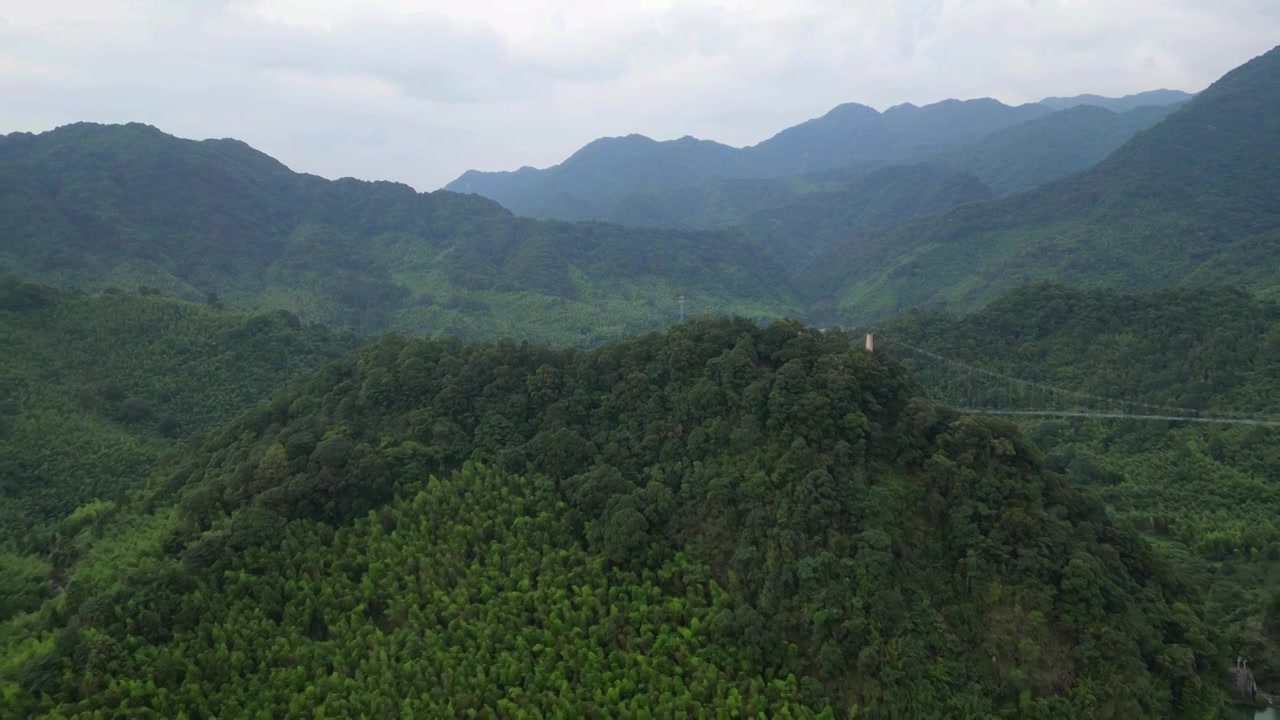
<box><xmin>445</xmin><ymin>89</ymin><xmax>1195</xmax><ymax>221</ymax></box>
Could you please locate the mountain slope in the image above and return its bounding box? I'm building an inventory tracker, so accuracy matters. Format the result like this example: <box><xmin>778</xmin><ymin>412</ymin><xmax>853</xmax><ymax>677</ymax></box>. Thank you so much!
<box><xmin>0</xmin><ymin>277</ymin><xmax>362</xmax><ymax>553</ymax></box>
<box><xmin>0</xmin><ymin>123</ymin><xmax>799</xmax><ymax>346</ymax></box>
<box><xmin>3</xmin><ymin>318</ymin><xmax>1228</xmax><ymax>716</ymax></box>
<box><xmin>731</xmin><ymin>166</ymin><xmax>995</xmax><ymax>269</ymax></box>
<box><xmin>928</xmin><ymin>102</ymin><xmax>1185</xmax><ymax>195</ymax></box>
<box><xmin>808</xmin><ymin>45</ymin><xmax>1280</xmax><ymax>324</ymax></box>
<box><xmin>604</xmin><ymin>164</ymin><xmax>996</xmax><ymax>270</ymax></box>
<box><xmin>878</xmin><ymin>284</ymin><xmax>1280</xmax><ymax>693</ymax></box>
<box><xmin>445</xmin><ymin>98</ymin><xmax>1054</xmax><ymax>219</ymax></box>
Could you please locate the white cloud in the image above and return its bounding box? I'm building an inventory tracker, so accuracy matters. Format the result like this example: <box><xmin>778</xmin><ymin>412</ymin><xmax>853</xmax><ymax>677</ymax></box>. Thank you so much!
<box><xmin>0</xmin><ymin>0</ymin><xmax>1275</xmax><ymax>189</ymax></box>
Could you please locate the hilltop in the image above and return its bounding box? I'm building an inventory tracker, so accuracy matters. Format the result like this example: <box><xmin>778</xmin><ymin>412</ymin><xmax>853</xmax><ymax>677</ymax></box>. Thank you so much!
<box><xmin>2</xmin><ymin>318</ymin><xmax>1227</xmax><ymax>716</ymax></box>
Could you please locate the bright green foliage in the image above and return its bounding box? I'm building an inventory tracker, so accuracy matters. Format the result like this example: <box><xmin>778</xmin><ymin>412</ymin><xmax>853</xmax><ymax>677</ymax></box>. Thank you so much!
<box><xmin>809</xmin><ymin>45</ymin><xmax>1280</xmax><ymax>324</ymax></box>
<box><xmin>880</xmin><ymin>283</ymin><xmax>1280</xmax><ymax>692</ymax></box>
<box><xmin>22</xmin><ymin>465</ymin><xmax>835</xmax><ymax>717</ymax></box>
<box><xmin>0</xmin><ymin>552</ymin><xmax>52</xmax><ymax>622</ymax></box>
<box><xmin>0</xmin><ymin>123</ymin><xmax>799</xmax><ymax>346</ymax></box>
<box><xmin>4</xmin><ymin>318</ymin><xmax>1230</xmax><ymax>717</ymax></box>
<box><xmin>0</xmin><ymin>277</ymin><xmax>362</xmax><ymax>548</ymax></box>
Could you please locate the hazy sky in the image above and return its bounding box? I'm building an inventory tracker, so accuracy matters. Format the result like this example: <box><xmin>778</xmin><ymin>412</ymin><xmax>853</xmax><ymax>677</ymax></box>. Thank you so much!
<box><xmin>1</xmin><ymin>1</ymin><xmax>1277</xmax><ymax>190</ymax></box>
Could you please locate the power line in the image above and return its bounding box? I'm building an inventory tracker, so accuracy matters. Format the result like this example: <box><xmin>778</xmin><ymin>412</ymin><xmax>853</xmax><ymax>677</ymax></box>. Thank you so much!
<box><xmin>961</xmin><ymin>409</ymin><xmax>1280</xmax><ymax>427</ymax></box>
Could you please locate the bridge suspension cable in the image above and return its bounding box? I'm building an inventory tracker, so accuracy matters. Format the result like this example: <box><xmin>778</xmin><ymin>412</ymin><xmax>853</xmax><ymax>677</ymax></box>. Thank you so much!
<box><xmin>869</xmin><ymin>333</ymin><xmax>1280</xmax><ymax>427</ymax></box>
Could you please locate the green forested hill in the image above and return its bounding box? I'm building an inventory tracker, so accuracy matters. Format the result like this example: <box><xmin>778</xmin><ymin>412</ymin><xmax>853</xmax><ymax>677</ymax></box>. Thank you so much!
<box><xmin>0</xmin><ymin>277</ymin><xmax>362</xmax><ymax>552</ymax></box>
<box><xmin>878</xmin><ymin>283</ymin><xmax>1280</xmax><ymax>693</ymax></box>
<box><xmin>0</xmin><ymin>123</ymin><xmax>798</xmax><ymax>346</ymax></box>
<box><xmin>2</xmin><ymin>317</ymin><xmax>1229</xmax><ymax>717</ymax></box>
<box><xmin>808</xmin><ymin>45</ymin><xmax>1280</xmax><ymax>324</ymax></box>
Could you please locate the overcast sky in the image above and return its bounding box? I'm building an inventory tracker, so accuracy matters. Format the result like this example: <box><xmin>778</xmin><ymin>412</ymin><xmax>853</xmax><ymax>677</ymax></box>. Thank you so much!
<box><xmin>1</xmin><ymin>1</ymin><xmax>1277</xmax><ymax>190</ymax></box>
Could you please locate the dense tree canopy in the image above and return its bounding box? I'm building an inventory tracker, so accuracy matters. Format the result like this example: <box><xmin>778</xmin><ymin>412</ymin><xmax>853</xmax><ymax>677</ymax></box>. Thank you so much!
<box><xmin>1</xmin><ymin>317</ymin><xmax>1230</xmax><ymax>717</ymax></box>
<box><xmin>880</xmin><ymin>283</ymin><xmax>1280</xmax><ymax>696</ymax></box>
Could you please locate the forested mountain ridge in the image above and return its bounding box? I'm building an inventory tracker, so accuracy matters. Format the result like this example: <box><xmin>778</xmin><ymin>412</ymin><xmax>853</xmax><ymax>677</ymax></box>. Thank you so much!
<box><xmin>445</xmin><ymin>133</ymin><xmax>750</xmax><ymax>221</ymax></box>
<box><xmin>807</xmin><ymin>44</ymin><xmax>1280</xmax><ymax>324</ymax></box>
<box><xmin>446</xmin><ymin>91</ymin><xmax>1188</xmax><ymax>223</ymax></box>
<box><xmin>2</xmin><ymin>317</ymin><xmax>1228</xmax><ymax>716</ymax></box>
<box><xmin>0</xmin><ymin>123</ymin><xmax>799</xmax><ymax>346</ymax></box>
<box><xmin>878</xmin><ymin>283</ymin><xmax>1280</xmax><ymax>695</ymax></box>
<box><xmin>1038</xmin><ymin>88</ymin><xmax>1195</xmax><ymax>113</ymax></box>
<box><xmin>594</xmin><ymin>103</ymin><xmax>1178</xmax><ymax>269</ymax></box>
<box><xmin>739</xmin><ymin>97</ymin><xmax>1047</xmax><ymax>176</ymax></box>
<box><xmin>446</xmin><ymin>98</ymin><xmax>1050</xmax><ymax>220</ymax></box>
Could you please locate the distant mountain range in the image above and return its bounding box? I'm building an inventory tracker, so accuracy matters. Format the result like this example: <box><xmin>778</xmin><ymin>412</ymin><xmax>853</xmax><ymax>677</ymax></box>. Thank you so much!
<box><xmin>1038</xmin><ymin>88</ymin><xmax>1195</xmax><ymax>113</ymax></box>
<box><xmin>804</xmin><ymin>47</ymin><xmax>1280</xmax><ymax>323</ymax></box>
<box><xmin>445</xmin><ymin>91</ymin><xmax>1194</xmax><ymax>223</ymax></box>
<box><xmin>5</xmin><ymin>48</ymin><xmax>1278</xmax><ymax>344</ymax></box>
<box><xmin>591</xmin><ymin>102</ymin><xmax>1184</xmax><ymax>269</ymax></box>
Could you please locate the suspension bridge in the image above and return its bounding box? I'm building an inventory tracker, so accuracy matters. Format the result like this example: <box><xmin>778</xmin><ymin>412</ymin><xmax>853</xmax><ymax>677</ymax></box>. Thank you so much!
<box><xmin>866</xmin><ymin>333</ymin><xmax>1280</xmax><ymax>428</ymax></box>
